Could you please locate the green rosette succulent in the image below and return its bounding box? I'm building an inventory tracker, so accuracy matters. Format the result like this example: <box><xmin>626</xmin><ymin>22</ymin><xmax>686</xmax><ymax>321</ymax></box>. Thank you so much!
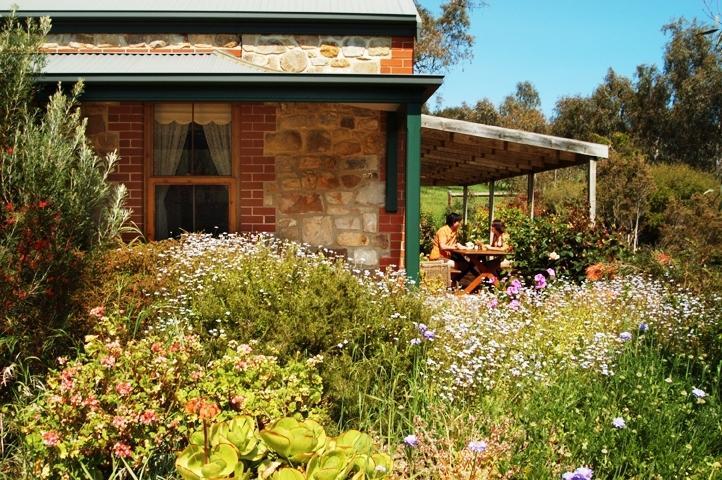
<box><xmin>222</xmin><ymin>415</ymin><xmax>267</xmax><ymax>462</ymax></box>
<box><xmin>349</xmin><ymin>453</ymin><xmax>393</xmax><ymax>479</ymax></box>
<box><xmin>305</xmin><ymin>449</ymin><xmax>352</xmax><ymax>480</ymax></box>
<box><xmin>330</xmin><ymin>430</ymin><xmax>373</xmax><ymax>456</ymax></box>
<box><xmin>175</xmin><ymin>443</ymin><xmax>238</xmax><ymax>480</ymax></box>
<box><xmin>271</xmin><ymin>467</ymin><xmax>307</xmax><ymax>480</ymax></box>
<box><xmin>260</xmin><ymin>417</ymin><xmax>327</xmax><ymax>464</ymax></box>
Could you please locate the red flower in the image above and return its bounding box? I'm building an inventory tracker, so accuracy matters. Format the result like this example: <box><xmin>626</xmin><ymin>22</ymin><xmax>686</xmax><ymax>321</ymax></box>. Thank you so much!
<box><xmin>37</xmin><ymin>200</ymin><xmax>49</xmax><ymax>209</ymax></box>
<box><xmin>5</xmin><ymin>147</ymin><xmax>13</xmax><ymax>156</ymax></box>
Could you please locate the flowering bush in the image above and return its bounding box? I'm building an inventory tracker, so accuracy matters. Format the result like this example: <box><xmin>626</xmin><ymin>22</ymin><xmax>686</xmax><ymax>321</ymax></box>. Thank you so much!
<box><xmin>1</xmin><ymin>32</ymin><xmax>129</xmax><ymax>370</ymax></box>
<box><xmin>497</xmin><ymin>206</ymin><xmax>625</xmax><ymax>282</ymax></box>
<box><xmin>115</xmin><ymin>233</ymin><xmax>427</xmax><ymax>422</ymax></box>
<box><xmin>14</xmin><ymin>317</ymin><xmax>324</xmax><ymax>479</ymax></box>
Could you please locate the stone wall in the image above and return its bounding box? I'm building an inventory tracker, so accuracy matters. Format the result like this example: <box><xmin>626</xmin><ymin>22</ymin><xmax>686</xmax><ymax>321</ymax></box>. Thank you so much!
<box><xmin>42</xmin><ymin>34</ymin><xmax>414</xmax><ymax>75</ymax></box>
<box><xmin>264</xmin><ymin>104</ymin><xmax>392</xmax><ymax>266</ymax></box>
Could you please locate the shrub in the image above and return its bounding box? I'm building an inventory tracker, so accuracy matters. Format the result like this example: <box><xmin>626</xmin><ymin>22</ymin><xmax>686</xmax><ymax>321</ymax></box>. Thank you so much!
<box><xmin>1</xmin><ymin>11</ymin><xmax>130</xmax><ymax>370</ymax></box>
<box><xmin>161</xmin><ymin>235</ymin><xmax>426</xmax><ymax>423</ymax></box>
<box><xmin>646</xmin><ymin>163</ymin><xmax>719</xmax><ymax>243</ymax></box>
<box><xmin>11</xmin><ymin>316</ymin><xmax>324</xmax><ymax>479</ymax></box>
<box><xmin>496</xmin><ymin>206</ymin><xmax>624</xmax><ymax>281</ymax></box>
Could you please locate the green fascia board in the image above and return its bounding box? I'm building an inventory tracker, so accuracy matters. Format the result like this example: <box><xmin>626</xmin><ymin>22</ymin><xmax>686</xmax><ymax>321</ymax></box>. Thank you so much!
<box><xmin>35</xmin><ymin>74</ymin><xmax>443</xmax><ymax>103</ymax></box>
<box><xmin>6</xmin><ymin>12</ymin><xmax>418</xmax><ymax>36</ymax></box>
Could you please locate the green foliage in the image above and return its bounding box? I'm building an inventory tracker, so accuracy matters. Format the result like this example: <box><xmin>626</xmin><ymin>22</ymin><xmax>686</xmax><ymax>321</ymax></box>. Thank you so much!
<box><xmin>553</xmin><ymin>19</ymin><xmax>722</xmax><ymax>173</ymax></box>
<box><xmin>0</xmin><ymin>14</ymin><xmax>130</xmax><ymax>373</ymax></box>
<box><xmin>183</xmin><ymin>242</ymin><xmax>426</xmax><ymax>421</ymax></box>
<box><xmin>497</xmin><ymin>206</ymin><xmax>625</xmax><ymax>281</ymax></box>
<box><xmin>10</xmin><ymin>317</ymin><xmax>324</xmax><ymax>479</ymax></box>
<box><xmin>597</xmin><ymin>142</ymin><xmax>655</xmax><ymax>251</ymax></box>
<box><xmin>502</xmin><ymin>343</ymin><xmax>722</xmax><ymax>478</ymax></box>
<box><xmin>175</xmin><ymin>415</ymin><xmax>391</xmax><ymax>480</ymax></box>
<box><xmin>419</xmin><ymin>211</ymin><xmax>437</xmax><ymax>255</ymax></box>
<box><xmin>0</xmin><ymin>12</ymin><xmax>49</xmax><ymax>146</ymax></box>
<box><xmin>414</xmin><ymin>1</ymin><xmax>483</xmax><ymax>73</ymax></box>
<box><xmin>646</xmin><ymin>163</ymin><xmax>720</xmax><ymax>241</ymax></box>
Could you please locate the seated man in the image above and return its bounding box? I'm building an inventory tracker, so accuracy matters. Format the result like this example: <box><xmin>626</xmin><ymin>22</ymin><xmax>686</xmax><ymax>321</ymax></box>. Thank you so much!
<box><xmin>429</xmin><ymin>213</ymin><xmax>474</xmax><ymax>280</ymax></box>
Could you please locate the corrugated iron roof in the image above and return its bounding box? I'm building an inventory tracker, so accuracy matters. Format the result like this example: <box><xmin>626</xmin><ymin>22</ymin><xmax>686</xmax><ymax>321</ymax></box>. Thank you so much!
<box><xmin>3</xmin><ymin>0</ymin><xmax>419</xmax><ymax>18</ymax></box>
<box><xmin>42</xmin><ymin>52</ymin><xmax>273</xmax><ymax>75</ymax></box>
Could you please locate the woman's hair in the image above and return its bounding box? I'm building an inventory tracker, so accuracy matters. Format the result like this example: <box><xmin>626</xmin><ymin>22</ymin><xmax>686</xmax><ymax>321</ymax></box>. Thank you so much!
<box><xmin>446</xmin><ymin>213</ymin><xmax>463</xmax><ymax>227</ymax></box>
<box><xmin>491</xmin><ymin>219</ymin><xmax>506</xmax><ymax>233</ymax></box>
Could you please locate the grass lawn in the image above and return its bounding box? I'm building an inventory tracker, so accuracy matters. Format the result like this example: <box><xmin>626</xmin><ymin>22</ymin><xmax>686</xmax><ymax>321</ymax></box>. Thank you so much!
<box><xmin>421</xmin><ymin>184</ymin><xmax>490</xmax><ymax>223</ymax></box>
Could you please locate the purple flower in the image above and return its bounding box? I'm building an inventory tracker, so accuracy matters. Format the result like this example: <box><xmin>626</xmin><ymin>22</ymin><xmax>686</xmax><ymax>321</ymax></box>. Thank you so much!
<box><xmin>467</xmin><ymin>440</ymin><xmax>487</xmax><ymax>453</ymax></box>
<box><xmin>534</xmin><ymin>273</ymin><xmax>547</xmax><ymax>289</ymax></box>
<box><xmin>618</xmin><ymin>332</ymin><xmax>632</xmax><ymax>342</ymax></box>
<box><xmin>403</xmin><ymin>434</ymin><xmax>418</xmax><ymax>447</ymax></box>
<box><xmin>638</xmin><ymin>322</ymin><xmax>649</xmax><ymax>333</ymax></box>
<box><xmin>410</xmin><ymin>338</ymin><xmax>421</xmax><ymax>346</ymax></box>
<box><xmin>508</xmin><ymin>299</ymin><xmax>521</xmax><ymax>310</ymax></box>
<box><xmin>562</xmin><ymin>467</ymin><xmax>593</xmax><ymax>480</ymax></box>
<box><xmin>612</xmin><ymin>417</ymin><xmax>626</xmax><ymax>429</ymax></box>
<box><xmin>511</xmin><ymin>279</ymin><xmax>522</xmax><ymax>289</ymax></box>
<box><xmin>487</xmin><ymin>298</ymin><xmax>499</xmax><ymax>309</ymax></box>
<box><xmin>423</xmin><ymin>329</ymin><xmax>436</xmax><ymax>341</ymax></box>
<box><xmin>417</xmin><ymin>323</ymin><xmax>428</xmax><ymax>333</ymax></box>
<box><xmin>692</xmin><ymin>388</ymin><xmax>707</xmax><ymax>398</ymax></box>
<box><xmin>546</xmin><ymin>267</ymin><xmax>556</xmax><ymax>278</ymax></box>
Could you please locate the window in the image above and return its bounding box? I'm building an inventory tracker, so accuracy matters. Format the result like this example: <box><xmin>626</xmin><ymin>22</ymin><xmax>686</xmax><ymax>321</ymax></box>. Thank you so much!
<box><xmin>147</xmin><ymin>104</ymin><xmax>237</xmax><ymax>240</ymax></box>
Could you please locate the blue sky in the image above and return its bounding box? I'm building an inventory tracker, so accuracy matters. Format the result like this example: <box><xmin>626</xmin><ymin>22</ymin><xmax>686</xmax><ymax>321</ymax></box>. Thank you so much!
<box><xmin>421</xmin><ymin>0</ymin><xmax>715</xmax><ymax>117</ymax></box>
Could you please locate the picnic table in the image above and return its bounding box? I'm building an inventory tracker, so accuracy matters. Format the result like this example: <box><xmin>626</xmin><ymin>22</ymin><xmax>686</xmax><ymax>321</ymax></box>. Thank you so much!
<box><xmin>451</xmin><ymin>247</ymin><xmax>509</xmax><ymax>294</ymax></box>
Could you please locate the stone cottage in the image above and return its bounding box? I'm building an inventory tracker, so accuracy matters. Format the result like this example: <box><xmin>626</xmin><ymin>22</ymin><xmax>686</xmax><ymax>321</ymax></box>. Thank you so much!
<box><xmin>6</xmin><ymin>0</ymin><xmax>442</xmax><ymax>278</ymax></box>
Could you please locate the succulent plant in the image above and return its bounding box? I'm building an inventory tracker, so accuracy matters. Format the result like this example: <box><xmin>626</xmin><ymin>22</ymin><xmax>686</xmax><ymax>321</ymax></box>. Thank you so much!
<box><xmin>330</xmin><ymin>430</ymin><xmax>373</xmax><ymax>456</ymax></box>
<box><xmin>175</xmin><ymin>443</ymin><xmax>238</xmax><ymax>480</ymax></box>
<box><xmin>260</xmin><ymin>417</ymin><xmax>327</xmax><ymax>464</ymax></box>
<box><xmin>271</xmin><ymin>468</ymin><xmax>307</xmax><ymax>480</ymax></box>
<box><xmin>305</xmin><ymin>449</ymin><xmax>353</xmax><ymax>480</ymax></box>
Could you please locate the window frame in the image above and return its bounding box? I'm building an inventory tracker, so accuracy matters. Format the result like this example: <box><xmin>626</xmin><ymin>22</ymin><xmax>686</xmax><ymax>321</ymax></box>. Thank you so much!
<box><xmin>144</xmin><ymin>103</ymin><xmax>239</xmax><ymax>240</ymax></box>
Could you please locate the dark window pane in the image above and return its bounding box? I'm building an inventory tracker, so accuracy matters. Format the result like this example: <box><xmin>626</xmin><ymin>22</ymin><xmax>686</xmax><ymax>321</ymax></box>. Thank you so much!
<box><xmin>155</xmin><ymin>185</ymin><xmax>193</xmax><ymax>240</ymax></box>
<box><xmin>195</xmin><ymin>185</ymin><xmax>229</xmax><ymax>233</ymax></box>
<box><xmin>155</xmin><ymin>185</ymin><xmax>228</xmax><ymax>240</ymax></box>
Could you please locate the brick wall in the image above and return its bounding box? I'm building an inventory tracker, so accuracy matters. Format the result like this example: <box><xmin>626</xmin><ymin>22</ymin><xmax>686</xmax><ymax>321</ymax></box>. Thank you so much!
<box><xmin>379</xmin><ymin>119</ymin><xmax>406</xmax><ymax>270</ymax></box>
<box><xmin>380</xmin><ymin>36</ymin><xmax>414</xmax><ymax>75</ymax></box>
<box><xmin>83</xmin><ymin>102</ymin><xmax>145</xmax><ymax>234</ymax></box>
<box><xmin>238</xmin><ymin>103</ymin><xmax>277</xmax><ymax>233</ymax></box>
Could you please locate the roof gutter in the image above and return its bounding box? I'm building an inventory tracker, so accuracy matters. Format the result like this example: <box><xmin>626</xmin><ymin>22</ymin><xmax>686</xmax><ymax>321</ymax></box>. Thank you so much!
<box><xmin>35</xmin><ymin>73</ymin><xmax>443</xmax><ymax>103</ymax></box>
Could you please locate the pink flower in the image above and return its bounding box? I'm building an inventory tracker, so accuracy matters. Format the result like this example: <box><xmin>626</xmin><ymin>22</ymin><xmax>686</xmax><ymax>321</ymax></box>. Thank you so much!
<box><xmin>112</xmin><ymin>416</ymin><xmax>129</xmax><ymax>430</ymax></box>
<box><xmin>83</xmin><ymin>395</ymin><xmax>100</xmax><ymax>410</ymax></box>
<box><xmin>59</xmin><ymin>367</ymin><xmax>77</xmax><ymax>392</ymax></box>
<box><xmin>150</xmin><ymin>342</ymin><xmax>163</xmax><ymax>354</ymax></box>
<box><xmin>101</xmin><ymin>355</ymin><xmax>117</xmax><ymax>368</ymax></box>
<box><xmin>508</xmin><ymin>299</ymin><xmax>521</xmax><ymax>310</ymax></box>
<box><xmin>89</xmin><ymin>306</ymin><xmax>105</xmax><ymax>318</ymax></box>
<box><xmin>139</xmin><ymin>409</ymin><xmax>157</xmax><ymax>425</ymax></box>
<box><xmin>42</xmin><ymin>430</ymin><xmax>60</xmax><ymax>447</ymax></box>
<box><xmin>115</xmin><ymin>382</ymin><xmax>132</xmax><ymax>396</ymax></box>
<box><xmin>487</xmin><ymin>298</ymin><xmax>499</xmax><ymax>309</ymax></box>
<box><xmin>112</xmin><ymin>441</ymin><xmax>132</xmax><ymax>458</ymax></box>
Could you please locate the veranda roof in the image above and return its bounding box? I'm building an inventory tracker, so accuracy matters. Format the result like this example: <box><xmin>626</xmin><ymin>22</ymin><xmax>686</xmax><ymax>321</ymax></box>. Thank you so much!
<box><xmin>37</xmin><ymin>53</ymin><xmax>442</xmax><ymax>103</ymax></box>
<box><xmin>420</xmin><ymin>114</ymin><xmax>609</xmax><ymax>186</ymax></box>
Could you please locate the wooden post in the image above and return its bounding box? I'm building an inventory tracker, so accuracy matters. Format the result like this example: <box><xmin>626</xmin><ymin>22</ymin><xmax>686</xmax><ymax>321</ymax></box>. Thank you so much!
<box><xmin>527</xmin><ymin>173</ymin><xmax>535</xmax><ymax>220</ymax></box>
<box><xmin>587</xmin><ymin>159</ymin><xmax>597</xmax><ymax>223</ymax></box>
<box><xmin>404</xmin><ymin>103</ymin><xmax>421</xmax><ymax>283</ymax></box>
<box><xmin>462</xmin><ymin>185</ymin><xmax>469</xmax><ymax>225</ymax></box>
<box><xmin>488</xmin><ymin>180</ymin><xmax>495</xmax><ymax>242</ymax></box>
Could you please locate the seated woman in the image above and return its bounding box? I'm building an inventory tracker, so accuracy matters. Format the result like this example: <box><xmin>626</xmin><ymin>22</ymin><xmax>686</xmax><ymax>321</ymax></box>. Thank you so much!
<box><xmin>482</xmin><ymin>219</ymin><xmax>511</xmax><ymax>273</ymax></box>
<box><xmin>429</xmin><ymin>213</ymin><xmax>473</xmax><ymax>277</ymax></box>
